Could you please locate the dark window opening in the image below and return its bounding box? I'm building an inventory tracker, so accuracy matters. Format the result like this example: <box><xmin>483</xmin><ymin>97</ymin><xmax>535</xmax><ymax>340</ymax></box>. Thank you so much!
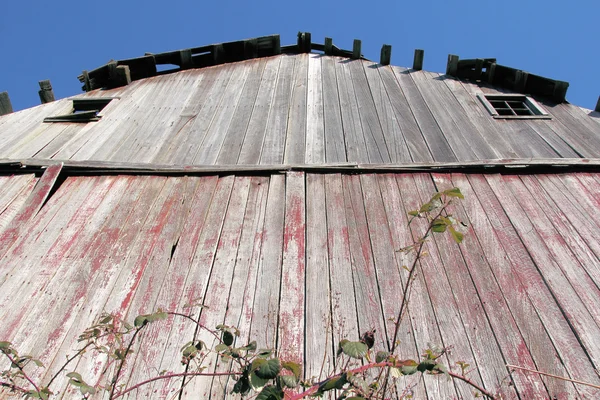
<box><xmin>44</xmin><ymin>98</ymin><xmax>114</xmax><ymax>123</ymax></box>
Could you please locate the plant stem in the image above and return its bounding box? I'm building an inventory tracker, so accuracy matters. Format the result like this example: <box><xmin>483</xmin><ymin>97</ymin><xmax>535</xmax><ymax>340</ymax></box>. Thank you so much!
<box><xmin>109</xmin><ymin>324</ymin><xmax>146</xmax><ymax>399</ymax></box>
<box><xmin>2</xmin><ymin>352</ymin><xmax>42</xmax><ymax>395</ymax></box>
<box><xmin>112</xmin><ymin>371</ymin><xmax>239</xmax><ymax>398</ymax></box>
<box><xmin>507</xmin><ymin>364</ymin><xmax>600</xmax><ymax>390</ymax></box>
<box><xmin>46</xmin><ymin>341</ymin><xmax>94</xmax><ymax>388</ymax></box>
<box><xmin>167</xmin><ymin>312</ymin><xmax>221</xmax><ymax>341</ymax></box>
<box><xmin>287</xmin><ymin>360</ymin><xmax>496</xmax><ymax>400</ymax></box>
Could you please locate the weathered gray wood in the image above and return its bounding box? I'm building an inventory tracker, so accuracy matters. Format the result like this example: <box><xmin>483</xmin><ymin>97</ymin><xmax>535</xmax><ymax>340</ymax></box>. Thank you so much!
<box><xmin>238</xmin><ymin>57</ymin><xmax>281</xmax><ymax>164</ymax></box>
<box><xmin>261</xmin><ymin>56</ymin><xmax>295</xmax><ymax>164</ymax></box>
<box><xmin>321</xmin><ymin>56</ymin><xmax>347</xmax><ymax>163</ymax></box>
<box><xmin>380</xmin><ymin>44</ymin><xmax>391</xmax><ymax>66</ymax></box>
<box><xmin>446</xmin><ymin>54</ymin><xmax>459</xmax><ymax>76</ymax></box>
<box><xmin>305</xmin><ymin>55</ymin><xmax>325</xmax><ymax>163</ymax></box>
<box><xmin>349</xmin><ymin>60</ymin><xmax>390</xmax><ymax>163</ymax></box>
<box><xmin>413</xmin><ymin>49</ymin><xmax>424</xmax><ymax>71</ymax></box>
<box><xmin>335</xmin><ymin>59</ymin><xmax>369</xmax><ymax>163</ymax></box>
<box><xmin>216</xmin><ymin>59</ymin><xmax>266</xmax><ymax>164</ymax></box>
<box><xmin>362</xmin><ymin>60</ymin><xmax>411</xmax><ymax>163</ymax></box>
<box><xmin>0</xmin><ymin>92</ymin><xmax>13</xmax><ymax>115</ymax></box>
<box><xmin>38</xmin><ymin>80</ymin><xmax>55</xmax><ymax>104</ymax></box>
<box><xmin>284</xmin><ymin>53</ymin><xmax>308</xmax><ymax>164</ymax></box>
<box><xmin>391</xmin><ymin>66</ymin><xmax>457</xmax><ymax>162</ymax></box>
<box><xmin>352</xmin><ymin>39</ymin><xmax>361</xmax><ymax>59</ymax></box>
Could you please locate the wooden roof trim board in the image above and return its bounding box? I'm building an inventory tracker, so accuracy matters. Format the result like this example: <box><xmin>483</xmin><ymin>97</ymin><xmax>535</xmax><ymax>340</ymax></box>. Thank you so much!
<box><xmin>76</xmin><ymin>33</ymin><xmax>572</xmax><ymax>103</ymax></box>
<box><xmin>1</xmin><ymin>158</ymin><xmax>600</xmax><ymax>175</ymax></box>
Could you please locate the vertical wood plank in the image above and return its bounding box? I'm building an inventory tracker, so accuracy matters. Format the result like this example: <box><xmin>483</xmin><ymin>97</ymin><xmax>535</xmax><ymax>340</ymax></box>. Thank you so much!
<box><xmin>321</xmin><ymin>57</ymin><xmax>347</xmax><ymax>163</ymax></box>
<box><xmin>284</xmin><ymin>54</ymin><xmax>308</xmax><ymax>164</ymax></box>
<box><xmin>305</xmin><ymin>55</ymin><xmax>325</xmax><ymax>164</ymax></box>
<box><xmin>278</xmin><ymin>171</ymin><xmax>305</xmax><ymax>365</ymax></box>
<box><xmin>238</xmin><ymin>57</ymin><xmax>281</xmax><ymax>164</ymax></box>
<box><xmin>261</xmin><ymin>56</ymin><xmax>295</xmax><ymax>165</ymax></box>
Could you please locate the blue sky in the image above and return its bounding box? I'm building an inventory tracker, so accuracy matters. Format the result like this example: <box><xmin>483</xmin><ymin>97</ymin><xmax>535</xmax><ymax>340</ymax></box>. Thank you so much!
<box><xmin>1</xmin><ymin>0</ymin><xmax>598</xmax><ymax>111</ymax></box>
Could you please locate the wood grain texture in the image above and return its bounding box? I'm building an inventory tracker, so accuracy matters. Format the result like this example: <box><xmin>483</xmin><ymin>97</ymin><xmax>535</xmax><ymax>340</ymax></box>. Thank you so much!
<box><xmin>321</xmin><ymin>57</ymin><xmax>347</xmax><ymax>163</ymax></box>
<box><xmin>305</xmin><ymin>55</ymin><xmax>325</xmax><ymax>164</ymax></box>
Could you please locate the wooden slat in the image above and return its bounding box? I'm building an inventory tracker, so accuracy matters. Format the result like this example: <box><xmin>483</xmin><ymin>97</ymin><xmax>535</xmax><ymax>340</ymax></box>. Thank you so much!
<box><xmin>250</xmin><ymin>174</ymin><xmax>285</xmax><ymax>348</ymax></box>
<box><xmin>321</xmin><ymin>56</ymin><xmax>347</xmax><ymax>163</ymax></box>
<box><xmin>185</xmin><ymin>176</ymin><xmax>252</xmax><ymax>397</ymax></box>
<box><xmin>335</xmin><ymin>60</ymin><xmax>369</xmax><ymax>163</ymax></box>
<box><xmin>391</xmin><ymin>66</ymin><xmax>457</xmax><ymax>162</ymax></box>
<box><xmin>305</xmin><ymin>55</ymin><xmax>325</xmax><ymax>163</ymax></box>
<box><xmin>238</xmin><ymin>57</ymin><xmax>281</xmax><ymax>164</ymax></box>
<box><xmin>362</xmin><ymin>61</ymin><xmax>411</xmax><ymax>163</ymax></box>
<box><xmin>305</xmin><ymin>174</ymin><xmax>333</xmax><ymax>379</ymax></box>
<box><xmin>348</xmin><ymin>60</ymin><xmax>390</xmax><ymax>163</ymax></box>
<box><xmin>283</xmin><ymin>54</ymin><xmax>308</xmax><ymax>164</ymax></box>
<box><xmin>260</xmin><ymin>56</ymin><xmax>295</xmax><ymax>164</ymax></box>
<box><xmin>216</xmin><ymin>59</ymin><xmax>267</xmax><ymax>164</ymax></box>
<box><xmin>193</xmin><ymin>64</ymin><xmax>251</xmax><ymax>164</ymax></box>
<box><xmin>460</xmin><ymin>173</ymin><xmax>600</xmax><ymax>398</ymax></box>
<box><xmin>0</xmin><ymin>163</ymin><xmax>62</xmax><ymax>258</ymax></box>
<box><xmin>484</xmin><ymin>174</ymin><xmax>600</xmax><ymax>367</ymax></box>
<box><xmin>278</xmin><ymin>171</ymin><xmax>306</xmax><ymax>365</ymax></box>
<box><xmin>0</xmin><ymin>175</ymin><xmax>37</xmax><ymax>234</ymax></box>
<box><xmin>210</xmin><ymin>176</ymin><xmax>269</xmax><ymax>396</ymax></box>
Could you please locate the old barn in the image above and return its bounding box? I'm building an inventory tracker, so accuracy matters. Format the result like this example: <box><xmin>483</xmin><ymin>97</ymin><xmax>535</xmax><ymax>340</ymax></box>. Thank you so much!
<box><xmin>1</xmin><ymin>33</ymin><xmax>600</xmax><ymax>398</ymax></box>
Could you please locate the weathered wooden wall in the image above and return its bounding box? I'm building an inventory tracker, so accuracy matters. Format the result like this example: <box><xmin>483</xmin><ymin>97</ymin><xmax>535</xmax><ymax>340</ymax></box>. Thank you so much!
<box><xmin>0</xmin><ymin>171</ymin><xmax>599</xmax><ymax>399</ymax></box>
<box><xmin>1</xmin><ymin>54</ymin><xmax>599</xmax><ymax>165</ymax></box>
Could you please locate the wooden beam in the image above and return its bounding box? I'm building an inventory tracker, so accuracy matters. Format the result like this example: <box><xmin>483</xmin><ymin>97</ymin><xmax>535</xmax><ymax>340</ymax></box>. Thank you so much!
<box><xmin>352</xmin><ymin>39</ymin><xmax>361</xmax><ymax>59</ymax></box>
<box><xmin>446</xmin><ymin>54</ymin><xmax>459</xmax><ymax>76</ymax></box>
<box><xmin>380</xmin><ymin>44</ymin><xmax>392</xmax><ymax>65</ymax></box>
<box><xmin>244</xmin><ymin>38</ymin><xmax>259</xmax><ymax>59</ymax></box>
<box><xmin>179</xmin><ymin>49</ymin><xmax>193</xmax><ymax>69</ymax></box>
<box><xmin>486</xmin><ymin>62</ymin><xmax>496</xmax><ymax>83</ymax></box>
<box><xmin>596</xmin><ymin>96</ymin><xmax>600</xmax><ymax>113</ymax></box>
<box><xmin>297</xmin><ymin>32</ymin><xmax>311</xmax><ymax>53</ymax></box>
<box><xmin>514</xmin><ymin>70</ymin><xmax>528</xmax><ymax>93</ymax></box>
<box><xmin>38</xmin><ymin>80</ymin><xmax>55</xmax><ymax>104</ymax></box>
<box><xmin>80</xmin><ymin>70</ymin><xmax>92</xmax><ymax>92</ymax></box>
<box><xmin>213</xmin><ymin>44</ymin><xmax>225</xmax><ymax>64</ymax></box>
<box><xmin>324</xmin><ymin>37</ymin><xmax>333</xmax><ymax>55</ymax></box>
<box><xmin>0</xmin><ymin>92</ymin><xmax>13</xmax><ymax>115</ymax></box>
<box><xmin>273</xmin><ymin>35</ymin><xmax>281</xmax><ymax>55</ymax></box>
<box><xmin>552</xmin><ymin>80</ymin><xmax>569</xmax><ymax>103</ymax></box>
<box><xmin>474</xmin><ymin>58</ymin><xmax>484</xmax><ymax>80</ymax></box>
<box><xmin>107</xmin><ymin>63</ymin><xmax>131</xmax><ymax>88</ymax></box>
<box><xmin>413</xmin><ymin>49</ymin><xmax>424</xmax><ymax>71</ymax></box>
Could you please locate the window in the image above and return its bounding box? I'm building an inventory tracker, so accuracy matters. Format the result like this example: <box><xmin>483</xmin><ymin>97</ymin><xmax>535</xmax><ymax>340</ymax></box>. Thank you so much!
<box><xmin>44</xmin><ymin>98</ymin><xmax>114</xmax><ymax>123</ymax></box>
<box><xmin>477</xmin><ymin>94</ymin><xmax>550</xmax><ymax>119</ymax></box>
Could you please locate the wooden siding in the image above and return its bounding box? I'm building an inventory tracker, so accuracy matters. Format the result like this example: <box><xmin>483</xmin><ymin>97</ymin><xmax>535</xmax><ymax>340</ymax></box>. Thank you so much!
<box><xmin>1</xmin><ymin>54</ymin><xmax>599</xmax><ymax>165</ymax></box>
<box><xmin>1</xmin><ymin>172</ymin><xmax>599</xmax><ymax>399</ymax></box>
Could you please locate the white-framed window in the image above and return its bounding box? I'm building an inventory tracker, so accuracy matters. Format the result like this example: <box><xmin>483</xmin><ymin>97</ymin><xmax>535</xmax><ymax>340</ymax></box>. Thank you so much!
<box><xmin>477</xmin><ymin>94</ymin><xmax>551</xmax><ymax>119</ymax></box>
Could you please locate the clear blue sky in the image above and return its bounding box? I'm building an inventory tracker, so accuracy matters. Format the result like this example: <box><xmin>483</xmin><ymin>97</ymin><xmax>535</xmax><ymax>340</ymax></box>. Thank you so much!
<box><xmin>1</xmin><ymin>0</ymin><xmax>598</xmax><ymax>111</ymax></box>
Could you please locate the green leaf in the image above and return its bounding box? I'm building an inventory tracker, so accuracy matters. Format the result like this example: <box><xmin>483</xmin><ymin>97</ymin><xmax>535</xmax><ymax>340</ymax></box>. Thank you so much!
<box><xmin>239</xmin><ymin>340</ymin><xmax>257</xmax><ymax>352</ymax></box>
<box><xmin>419</xmin><ymin>202</ymin><xmax>434</xmax><ymax>213</ymax></box>
<box><xmin>448</xmin><ymin>226</ymin><xmax>464</xmax><ymax>244</ymax></box>
<box><xmin>375</xmin><ymin>351</ymin><xmax>389</xmax><ymax>363</ymax></box>
<box><xmin>347</xmin><ymin>372</ymin><xmax>369</xmax><ymax>393</ymax></box>
<box><xmin>134</xmin><ymin>315</ymin><xmax>149</xmax><ymax>327</ymax></box>
<box><xmin>256</xmin><ymin>385</ymin><xmax>283</xmax><ymax>400</ymax></box>
<box><xmin>400</xmin><ymin>360</ymin><xmax>419</xmax><ymax>375</ymax></box>
<box><xmin>444</xmin><ymin>187</ymin><xmax>464</xmax><ymax>199</ymax></box>
<box><xmin>250</xmin><ymin>372</ymin><xmax>270</xmax><ymax>390</ymax></box>
<box><xmin>254</xmin><ymin>358</ymin><xmax>281</xmax><ymax>379</ymax></box>
<box><xmin>390</xmin><ymin>367</ymin><xmax>403</xmax><ymax>378</ymax></box>
<box><xmin>337</xmin><ymin>339</ymin><xmax>349</xmax><ymax>357</ymax></box>
<box><xmin>319</xmin><ymin>374</ymin><xmax>347</xmax><ymax>392</ymax></box>
<box><xmin>341</xmin><ymin>341</ymin><xmax>368</xmax><ymax>359</ymax></box>
<box><xmin>257</xmin><ymin>348</ymin><xmax>273</xmax><ymax>358</ymax></box>
<box><xmin>279</xmin><ymin>374</ymin><xmax>298</xmax><ymax>388</ymax></box>
<box><xmin>215</xmin><ymin>343</ymin><xmax>229</xmax><ymax>352</ymax></box>
<box><xmin>232</xmin><ymin>375</ymin><xmax>251</xmax><ymax>395</ymax></box>
<box><xmin>222</xmin><ymin>330</ymin><xmax>234</xmax><ymax>346</ymax></box>
<box><xmin>431</xmin><ymin>218</ymin><xmax>448</xmax><ymax>233</ymax></box>
<box><xmin>408</xmin><ymin>210</ymin><xmax>419</xmax><ymax>217</ymax></box>
<box><xmin>417</xmin><ymin>359</ymin><xmax>437</xmax><ymax>373</ymax></box>
<box><xmin>282</xmin><ymin>361</ymin><xmax>301</xmax><ymax>379</ymax></box>
<box><xmin>0</xmin><ymin>341</ymin><xmax>12</xmax><ymax>349</ymax></box>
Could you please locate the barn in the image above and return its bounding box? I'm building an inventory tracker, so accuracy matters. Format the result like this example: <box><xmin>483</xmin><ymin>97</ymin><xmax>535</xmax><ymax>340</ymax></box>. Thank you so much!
<box><xmin>0</xmin><ymin>33</ymin><xmax>600</xmax><ymax>399</ymax></box>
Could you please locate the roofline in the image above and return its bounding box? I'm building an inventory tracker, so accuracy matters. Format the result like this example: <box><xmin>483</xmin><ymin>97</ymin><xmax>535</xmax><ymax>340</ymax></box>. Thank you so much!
<box><xmin>77</xmin><ymin>32</ymin><xmax>571</xmax><ymax>103</ymax></box>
